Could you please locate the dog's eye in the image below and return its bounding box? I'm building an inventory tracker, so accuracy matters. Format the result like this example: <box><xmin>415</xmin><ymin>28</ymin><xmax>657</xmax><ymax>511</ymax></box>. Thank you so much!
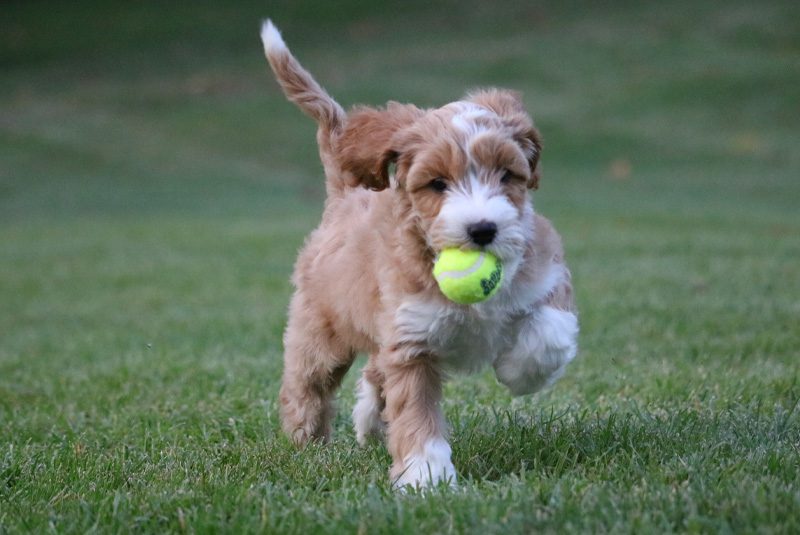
<box><xmin>429</xmin><ymin>178</ymin><xmax>448</xmax><ymax>192</ymax></box>
<box><xmin>500</xmin><ymin>170</ymin><xmax>515</xmax><ymax>184</ymax></box>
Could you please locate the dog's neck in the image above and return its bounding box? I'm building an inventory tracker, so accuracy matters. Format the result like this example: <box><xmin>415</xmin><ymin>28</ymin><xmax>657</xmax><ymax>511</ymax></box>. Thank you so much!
<box><xmin>385</xmin><ymin>191</ymin><xmax>439</xmax><ymax>296</ymax></box>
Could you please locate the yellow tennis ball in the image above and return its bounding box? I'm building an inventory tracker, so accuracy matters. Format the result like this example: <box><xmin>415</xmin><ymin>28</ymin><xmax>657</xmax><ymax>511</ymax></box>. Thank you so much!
<box><xmin>433</xmin><ymin>249</ymin><xmax>503</xmax><ymax>305</ymax></box>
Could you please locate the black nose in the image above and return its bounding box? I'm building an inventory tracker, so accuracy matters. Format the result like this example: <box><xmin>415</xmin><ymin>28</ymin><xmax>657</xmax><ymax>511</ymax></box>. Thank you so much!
<box><xmin>467</xmin><ymin>220</ymin><xmax>498</xmax><ymax>246</ymax></box>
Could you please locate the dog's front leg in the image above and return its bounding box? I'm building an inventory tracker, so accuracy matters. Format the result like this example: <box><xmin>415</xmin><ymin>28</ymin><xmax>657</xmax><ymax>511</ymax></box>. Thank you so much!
<box><xmin>493</xmin><ymin>305</ymin><xmax>579</xmax><ymax>396</ymax></box>
<box><xmin>381</xmin><ymin>351</ymin><xmax>456</xmax><ymax>489</ymax></box>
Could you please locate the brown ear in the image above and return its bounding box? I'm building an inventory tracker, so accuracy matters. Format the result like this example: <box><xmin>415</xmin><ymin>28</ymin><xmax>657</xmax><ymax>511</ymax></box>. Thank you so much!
<box><xmin>467</xmin><ymin>89</ymin><xmax>543</xmax><ymax>189</ymax></box>
<box><xmin>336</xmin><ymin>102</ymin><xmax>423</xmax><ymax>190</ymax></box>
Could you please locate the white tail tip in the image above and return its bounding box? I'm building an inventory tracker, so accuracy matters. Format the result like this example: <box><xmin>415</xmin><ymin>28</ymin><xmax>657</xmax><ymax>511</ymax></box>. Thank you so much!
<box><xmin>260</xmin><ymin>19</ymin><xmax>286</xmax><ymax>54</ymax></box>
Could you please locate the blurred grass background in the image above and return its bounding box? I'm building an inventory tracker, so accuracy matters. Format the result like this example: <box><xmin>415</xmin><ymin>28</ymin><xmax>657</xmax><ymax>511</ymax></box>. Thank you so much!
<box><xmin>1</xmin><ymin>0</ymin><xmax>799</xmax><ymax>532</ymax></box>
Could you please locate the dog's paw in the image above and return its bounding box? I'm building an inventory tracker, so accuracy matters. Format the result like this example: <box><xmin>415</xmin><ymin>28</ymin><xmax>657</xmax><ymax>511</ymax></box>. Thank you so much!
<box><xmin>494</xmin><ymin>305</ymin><xmax>578</xmax><ymax>396</ymax></box>
<box><xmin>392</xmin><ymin>439</ymin><xmax>457</xmax><ymax>490</ymax></box>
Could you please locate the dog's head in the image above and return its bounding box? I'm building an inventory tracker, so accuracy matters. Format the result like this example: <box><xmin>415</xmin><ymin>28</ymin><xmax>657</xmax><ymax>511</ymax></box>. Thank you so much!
<box><xmin>336</xmin><ymin>89</ymin><xmax>542</xmax><ymax>267</ymax></box>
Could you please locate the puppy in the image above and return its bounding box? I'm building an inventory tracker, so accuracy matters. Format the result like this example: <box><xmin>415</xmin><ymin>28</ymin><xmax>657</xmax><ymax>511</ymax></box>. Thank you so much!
<box><xmin>260</xmin><ymin>20</ymin><xmax>578</xmax><ymax>489</ymax></box>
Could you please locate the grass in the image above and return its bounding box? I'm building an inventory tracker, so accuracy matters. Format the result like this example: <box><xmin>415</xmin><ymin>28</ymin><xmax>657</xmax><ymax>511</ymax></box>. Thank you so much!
<box><xmin>2</xmin><ymin>0</ymin><xmax>799</xmax><ymax>532</ymax></box>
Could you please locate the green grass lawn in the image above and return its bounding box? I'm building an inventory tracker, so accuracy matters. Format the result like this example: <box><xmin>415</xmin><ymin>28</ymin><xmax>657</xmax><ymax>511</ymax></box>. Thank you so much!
<box><xmin>2</xmin><ymin>0</ymin><xmax>799</xmax><ymax>532</ymax></box>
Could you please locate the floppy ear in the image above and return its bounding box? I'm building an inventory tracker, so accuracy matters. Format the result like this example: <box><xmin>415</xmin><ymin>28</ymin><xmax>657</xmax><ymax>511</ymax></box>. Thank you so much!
<box><xmin>467</xmin><ymin>89</ymin><xmax>543</xmax><ymax>189</ymax></box>
<box><xmin>336</xmin><ymin>102</ymin><xmax>423</xmax><ymax>190</ymax></box>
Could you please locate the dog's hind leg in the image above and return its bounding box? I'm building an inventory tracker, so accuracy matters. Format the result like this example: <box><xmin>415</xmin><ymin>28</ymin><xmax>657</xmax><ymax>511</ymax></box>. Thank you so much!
<box><xmin>279</xmin><ymin>293</ymin><xmax>355</xmax><ymax>445</ymax></box>
<box><xmin>352</xmin><ymin>360</ymin><xmax>386</xmax><ymax>445</ymax></box>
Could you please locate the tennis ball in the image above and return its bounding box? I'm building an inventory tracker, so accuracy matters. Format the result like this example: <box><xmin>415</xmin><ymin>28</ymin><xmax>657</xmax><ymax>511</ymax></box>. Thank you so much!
<box><xmin>433</xmin><ymin>249</ymin><xmax>503</xmax><ymax>305</ymax></box>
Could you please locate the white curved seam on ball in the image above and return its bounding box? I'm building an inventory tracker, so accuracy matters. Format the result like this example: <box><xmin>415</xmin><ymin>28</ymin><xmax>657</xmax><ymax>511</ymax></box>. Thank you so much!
<box><xmin>435</xmin><ymin>252</ymin><xmax>486</xmax><ymax>280</ymax></box>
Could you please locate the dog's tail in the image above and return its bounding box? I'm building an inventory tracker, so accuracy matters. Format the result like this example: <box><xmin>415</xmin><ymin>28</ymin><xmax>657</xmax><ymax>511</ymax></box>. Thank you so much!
<box><xmin>260</xmin><ymin>20</ymin><xmax>344</xmax><ymax>131</ymax></box>
<box><xmin>261</xmin><ymin>20</ymin><xmax>348</xmax><ymax>191</ymax></box>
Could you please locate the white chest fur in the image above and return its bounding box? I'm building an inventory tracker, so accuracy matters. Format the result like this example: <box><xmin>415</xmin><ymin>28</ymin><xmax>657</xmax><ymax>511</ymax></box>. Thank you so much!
<box><xmin>394</xmin><ymin>295</ymin><xmax>523</xmax><ymax>373</ymax></box>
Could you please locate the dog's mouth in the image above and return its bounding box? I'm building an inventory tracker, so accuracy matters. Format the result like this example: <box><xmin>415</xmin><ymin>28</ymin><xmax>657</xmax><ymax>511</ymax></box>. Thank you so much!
<box><xmin>429</xmin><ymin>240</ymin><xmax>519</xmax><ymax>268</ymax></box>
